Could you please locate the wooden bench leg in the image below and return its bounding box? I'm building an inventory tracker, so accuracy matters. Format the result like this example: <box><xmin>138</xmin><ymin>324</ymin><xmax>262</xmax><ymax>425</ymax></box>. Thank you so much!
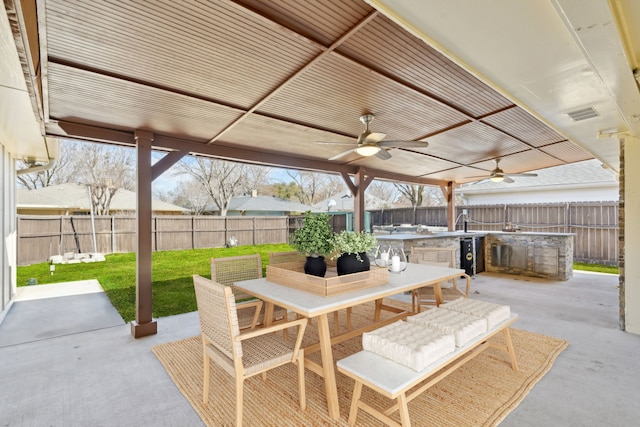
<box><xmin>346</xmin><ymin>307</ymin><xmax>352</xmax><ymax>331</ymax></box>
<box><xmin>348</xmin><ymin>380</ymin><xmax>363</xmax><ymax>426</ymax></box>
<box><xmin>397</xmin><ymin>392</ymin><xmax>411</xmax><ymax>427</ymax></box>
<box><xmin>503</xmin><ymin>327</ymin><xmax>519</xmax><ymax>371</ymax></box>
<box><xmin>334</xmin><ymin>311</ymin><xmax>339</xmax><ymax>335</ymax></box>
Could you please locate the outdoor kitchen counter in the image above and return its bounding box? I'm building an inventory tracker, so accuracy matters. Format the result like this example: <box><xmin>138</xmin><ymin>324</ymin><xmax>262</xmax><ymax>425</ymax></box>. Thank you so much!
<box><xmin>376</xmin><ymin>231</ymin><xmax>574</xmax><ymax>280</ymax></box>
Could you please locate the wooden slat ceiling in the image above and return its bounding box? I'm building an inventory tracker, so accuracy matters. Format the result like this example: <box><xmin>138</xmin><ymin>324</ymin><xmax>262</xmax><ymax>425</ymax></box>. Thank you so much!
<box><xmin>39</xmin><ymin>0</ymin><xmax>593</xmax><ymax>185</ymax></box>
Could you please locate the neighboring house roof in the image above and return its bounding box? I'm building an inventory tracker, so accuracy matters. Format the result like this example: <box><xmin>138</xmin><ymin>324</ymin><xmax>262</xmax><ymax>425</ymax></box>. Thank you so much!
<box><xmin>205</xmin><ymin>195</ymin><xmax>321</xmax><ymax>214</ymax></box>
<box><xmin>457</xmin><ymin>159</ymin><xmax>618</xmax><ymax>204</ymax></box>
<box><xmin>17</xmin><ymin>183</ymin><xmax>188</xmax><ymax>213</ymax></box>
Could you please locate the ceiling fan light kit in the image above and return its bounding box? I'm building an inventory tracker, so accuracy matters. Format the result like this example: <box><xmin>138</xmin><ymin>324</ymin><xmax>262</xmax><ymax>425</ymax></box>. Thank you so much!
<box><xmin>466</xmin><ymin>158</ymin><xmax>538</xmax><ymax>184</ymax></box>
<box><xmin>354</xmin><ymin>145</ymin><xmax>381</xmax><ymax>156</ymax></box>
<box><xmin>317</xmin><ymin>114</ymin><xmax>428</xmax><ymax>161</ymax></box>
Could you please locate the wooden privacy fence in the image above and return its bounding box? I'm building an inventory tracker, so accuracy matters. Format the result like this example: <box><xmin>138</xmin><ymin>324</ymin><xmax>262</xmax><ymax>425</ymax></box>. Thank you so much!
<box><xmin>17</xmin><ymin>215</ymin><xmax>290</xmax><ymax>266</ymax></box>
<box><xmin>18</xmin><ymin>202</ymin><xmax>619</xmax><ymax>266</ymax></box>
<box><xmin>370</xmin><ymin>201</ymin><xmax>619</xmax><ymax>266</ymax></box>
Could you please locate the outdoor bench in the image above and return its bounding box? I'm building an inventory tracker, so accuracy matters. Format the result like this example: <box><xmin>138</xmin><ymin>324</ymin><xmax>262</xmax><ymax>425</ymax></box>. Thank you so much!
<box><xmin>336</xmin><ymin>309</ymin><xmax>519</xmax><ymax>427</ymax></box>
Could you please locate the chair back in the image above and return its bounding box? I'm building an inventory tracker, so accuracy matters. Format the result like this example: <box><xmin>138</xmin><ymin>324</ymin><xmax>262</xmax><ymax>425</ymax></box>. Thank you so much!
<box><xmin>193</xmin><ymin>274</ymin><xmax>242</xmax><ymax>358</ymax></box>
<box><xmin>411</xmin><ymin>247</ymin><xmax>456</xmax><ymax>268</ymax></box>
<box><xmin>211</xmin><ymin>254</ymin><xmax>262</xmax><ymax>301</ymax></box>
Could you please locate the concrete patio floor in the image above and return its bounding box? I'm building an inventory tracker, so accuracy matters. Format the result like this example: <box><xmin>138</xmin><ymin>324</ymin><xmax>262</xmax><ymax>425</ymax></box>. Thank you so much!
<box><xmin>0</xmin><ymin>271</ymin><xmax>638</xmax><ymax>426</ymax></box>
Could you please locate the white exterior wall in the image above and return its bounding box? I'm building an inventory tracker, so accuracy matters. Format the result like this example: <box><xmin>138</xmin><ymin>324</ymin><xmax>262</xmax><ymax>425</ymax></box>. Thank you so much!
<box><xmin>625</xmin><ymin>136</ymin><xmax>640</xmax><ymax>334</ymax></box>
<box><xmin>0</xmin><ymin>142</ymin><xmax>16</xmax><ymax>323</ymax></box>
<box><xmin>462</xmin><ymin>185</ymin><xmax>618</xmax><ymax>205</ymax></box>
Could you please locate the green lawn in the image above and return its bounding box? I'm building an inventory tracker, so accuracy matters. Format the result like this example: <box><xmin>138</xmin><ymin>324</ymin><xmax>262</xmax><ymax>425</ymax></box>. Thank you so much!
<box><xmin>573</xmin><ymin>262</ymin><xmax>618</xmax><ymax>275</ymax></box>
<box><xmin>17</xmin><ymin>244</ymin><xmax>294</xmax><ymax>322</ymax></box>
<box><xmin>17</xmin><ymin>246</ymin><xmax>618</xmax><ymax>323</ymax></box>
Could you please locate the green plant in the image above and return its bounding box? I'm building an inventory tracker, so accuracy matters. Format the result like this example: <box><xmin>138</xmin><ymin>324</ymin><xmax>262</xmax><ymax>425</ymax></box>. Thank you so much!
<box><xmin>291</xmin><ymin>211</ymin><xmax>334</xmax><ymax>257</ymax></box>
<box><xmin>331</xmin><ymin>230</ymin><xmax>378</xmax><ymax>261</ymax></box>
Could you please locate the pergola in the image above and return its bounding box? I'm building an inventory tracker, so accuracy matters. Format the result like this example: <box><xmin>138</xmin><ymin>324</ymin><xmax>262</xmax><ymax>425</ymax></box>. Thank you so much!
<box><xmin>2</xmin><ymin>0</ymin><xmax>639</xmax><ymax>336</ymax></box>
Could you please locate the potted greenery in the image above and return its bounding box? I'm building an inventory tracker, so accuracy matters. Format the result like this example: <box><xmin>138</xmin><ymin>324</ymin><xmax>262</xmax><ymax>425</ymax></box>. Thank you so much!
<box><xmin>331</xmin><ymin>230</ymin><xmax>378</xmax><ymax>276</ymax></box>
<box><xmin>291</xmin><ymin>211</ymin><xmax>334</xmax><ymax>276</ymax></box>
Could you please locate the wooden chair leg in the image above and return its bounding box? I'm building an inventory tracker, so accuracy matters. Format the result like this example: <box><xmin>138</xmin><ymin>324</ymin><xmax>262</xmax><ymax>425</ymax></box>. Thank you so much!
<box><xmin>346</xmin><ymin>307</ymin><xmax>352</xmax><ymax>331</ymax></box>
<box><xmin>334</xmin><ymin>311</ymin><xmax>340</xmax><ymax>335</ymax></box>
<box><xmin>235</xmin><ymin>377</ymin><xmax>244</xmax><ymax>427</ymax></box>
<box><xmin>297</xmin><ymin>351</ymin><xmax>306</xmax><ymax>410</ymax></box>
<box><xmin>202</xmin><ymin>351</ymin><xmax>210</xmax><ymax>404</ymax></box>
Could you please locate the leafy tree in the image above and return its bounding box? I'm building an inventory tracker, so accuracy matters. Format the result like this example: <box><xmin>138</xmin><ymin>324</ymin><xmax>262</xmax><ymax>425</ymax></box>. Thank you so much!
<box><xmin>271</xmin><ymin>182</ymin><xmax>301</xmax><ymax>200</ymax></box>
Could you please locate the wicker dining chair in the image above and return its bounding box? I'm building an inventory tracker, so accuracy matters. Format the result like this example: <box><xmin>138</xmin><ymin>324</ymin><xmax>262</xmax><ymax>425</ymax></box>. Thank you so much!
<box><xmin>193</xmin><ymin>275</ymin><xmax>307</xmax><ymax>427</ymax></box>
<box><xmin>211</xmin><ymin>254</ymin><xmax>287</xmax><ymax>330</ymax></box>
<box><xmin>268</xmin><ymin>251</ymin><xmax>352</xmax><ymax>334</ymax></box>
<box><xmin>410</xmin><ymin>247</ymin><xmax>471</xmax><ymax>312</ymax></box>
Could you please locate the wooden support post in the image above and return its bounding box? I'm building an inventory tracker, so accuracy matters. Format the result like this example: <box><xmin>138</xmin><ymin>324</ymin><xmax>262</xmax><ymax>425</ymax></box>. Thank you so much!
<box><xmin>441</xmin><ymin>182</ymin><xmax>455</xmax><ymax>231</ymax></box>
<box><xmin>131</xmin><ymin>130</ymin><xmax>157</xmax><ymax>338</ymax></box>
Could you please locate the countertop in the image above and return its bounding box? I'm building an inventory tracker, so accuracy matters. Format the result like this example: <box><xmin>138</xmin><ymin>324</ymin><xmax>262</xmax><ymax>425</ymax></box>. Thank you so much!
<box><xmin>375</xmin><ymin>231</ymin><xmax>574</xmax><ymax>240</ymax></box>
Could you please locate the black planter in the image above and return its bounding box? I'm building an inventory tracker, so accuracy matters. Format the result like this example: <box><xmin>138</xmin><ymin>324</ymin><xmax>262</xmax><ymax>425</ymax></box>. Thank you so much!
<box><xmin>304</xmin><ymin>256</ymin><xmax>327</xmax><ymax>277</ymax></box>
<box><xmin>336</xmin><ymin>252</ymin><xmax>370</xmax><ymax>276</ymax></box>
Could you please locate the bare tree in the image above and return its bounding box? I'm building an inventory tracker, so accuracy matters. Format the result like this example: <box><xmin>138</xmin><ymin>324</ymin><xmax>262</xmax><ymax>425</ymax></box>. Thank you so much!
<box><xmin>157</xmin><ymin>178</ymin><xmax>211</xmax><ymax>215</ymax></box>
<box><xmin>368</xmin><ymin>180</ymin><xmax>399</xmax><ymax>210</ymax></box>
<box><xmin>422</xmin><ymin>186</ymin><xmax>445</xmax><ymax>206</ymax></box>
<box><xmin>76</xmin><ymin>142</ymin><xmax>136</xmax><ymax>215</ymax></box>
<box><xmin>240</xmin><ymin>165</ymin><xmax>273</xmax><ymax>195</ymax></box>
<box><xmin>394</xmin><ymin>183</ymin><xmax>425</xmax><ymax>224</ymax></box>
<box><xmin>17</xmin><ymin>140</ymin><xmax>83</xmax><ymax>189</ymax></box>
<box><xmin>174</xmin><ymin>157</ymin><xmax>246</xmax><ymax>216</ymax></box>
<box><xmin>395</xmin><ymin>183</ymin><xmax>424</xmax><ymax>207</ymax></box>
<box><xmin>17</xmin><ymin>140</ymin><xmax>136</xmax><ymax>215</ymax></box>
<box><xmin>285</xmin><ymin>170</ymin><xmax>343</xmax><ymax>205</ymax></box>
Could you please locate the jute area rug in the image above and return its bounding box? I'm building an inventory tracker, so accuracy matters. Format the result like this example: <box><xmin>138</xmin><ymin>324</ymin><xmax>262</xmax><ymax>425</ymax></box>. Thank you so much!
<box><xmin>153</xmin><ymin>300</ymin><xmax>568</xmax><ymax>426</ymax></box>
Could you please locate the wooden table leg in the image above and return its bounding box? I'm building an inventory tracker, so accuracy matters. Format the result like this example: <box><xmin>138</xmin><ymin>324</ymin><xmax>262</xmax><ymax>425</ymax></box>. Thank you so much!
<box><xmin>317</xmin><ymin>313</ymin><xmax>341</xmax><ymax>419</ymax></box>
<box><xmin>374</xmin><ymin>298</ymin><xmax>383</xmax><ymax>322</ymax></box>
<box><xmin>264</xmin><ymin>302</ymin><xmax>274</xmax><ymax>327</ymax></box>
<box><xmin>433</xmin><ymin>283</ymin><xmax>444</xmax><ymax>307</ymax></box>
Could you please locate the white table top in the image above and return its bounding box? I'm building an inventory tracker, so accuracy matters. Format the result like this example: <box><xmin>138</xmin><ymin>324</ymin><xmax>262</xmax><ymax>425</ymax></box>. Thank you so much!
<box><xmin>235</xmin><ymin>263</ymin><xmax>464</xmax><ymax>317</ymax></box>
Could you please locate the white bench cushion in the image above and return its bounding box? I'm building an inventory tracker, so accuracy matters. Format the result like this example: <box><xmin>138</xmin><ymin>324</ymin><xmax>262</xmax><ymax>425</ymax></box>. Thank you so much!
<box><xmin>406</xmin><ymin>308</ymin><xmax>487</xmax><ymax>347</ymax></box>
<box><xmin>362</xmin><ymin>320</ymin><xmax>455</xmax><ymax>372</ymax></box>
<box><xmin>440</xmin><ymin>298</ymin><xmax>511</xmax><ymax>329</ymax></box>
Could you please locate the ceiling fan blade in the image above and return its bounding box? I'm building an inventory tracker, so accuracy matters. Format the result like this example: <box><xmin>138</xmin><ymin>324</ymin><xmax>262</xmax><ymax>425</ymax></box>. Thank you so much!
<box><xmin>503</xmin><ymin>176</ymin><xmax>515</xmax><ymax>183</ymax></box>
<box><xmin>375</xmin><ymin>149</ymin><xmax>392</xmax><ymax>160</ymax></box>
<box><xmin>328</xmin><ymin>147</ymin><xmax>357</xmax><ymax>161</ymax></box>
<box><xmin>378</xmin><ymin>140</ymin><xmax>429</xmax><ymax>148</ymax></box>
<box><xmin>504</xmin><ymin>172</ymin><xmax>538</xmax><ymax>177</ymax></box>
<box><xmin>315</xmin><ymin>141</ymin><xmax>356</xmax><ymax>146</ymax></box>
<box><xmin>364</xmin><ymin>132</ymin><xmax>386</xmax><ymax>143</ymax></box>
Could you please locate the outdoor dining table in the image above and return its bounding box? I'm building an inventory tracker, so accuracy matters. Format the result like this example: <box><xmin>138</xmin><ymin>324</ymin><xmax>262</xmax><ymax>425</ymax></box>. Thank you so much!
<box><xmin>234</xmin><ymin>262</ymin><xmax>465</xmax><ymax>420</ymax></box>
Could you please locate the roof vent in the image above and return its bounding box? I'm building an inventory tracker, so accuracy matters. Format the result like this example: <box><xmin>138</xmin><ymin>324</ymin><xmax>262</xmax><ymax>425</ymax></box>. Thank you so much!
<box><xmin>567</xmin><ymin>107</ymin><xmax>598</xmax><ymax>121</ymax></box>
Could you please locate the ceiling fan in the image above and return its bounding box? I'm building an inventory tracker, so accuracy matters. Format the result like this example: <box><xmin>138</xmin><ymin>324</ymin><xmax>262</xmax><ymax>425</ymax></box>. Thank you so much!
<box><xmin>466</xmin><ymin>158</ymin><xmax>538</xmax><ymax>183</ymax></box>
<box><xmin>316</xmin><ymin>114</ymin><xmax>428</xmax><ymax>161</ymax></box>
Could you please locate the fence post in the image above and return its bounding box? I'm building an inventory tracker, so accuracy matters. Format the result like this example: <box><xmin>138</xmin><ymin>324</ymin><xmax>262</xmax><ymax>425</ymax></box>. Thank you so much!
<box><xmin>111</xmin><ymin>216</ymin><xmax>116</xmax><ymax>253</ymax></box>
<box><xmin>192</xmin><ymin>216</ymin><xmax>195</xmax><ymax>250</ymax></box>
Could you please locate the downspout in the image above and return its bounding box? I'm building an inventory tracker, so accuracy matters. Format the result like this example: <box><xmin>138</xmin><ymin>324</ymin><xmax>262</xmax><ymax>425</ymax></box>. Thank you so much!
<box><xmin>16</xmin><ymin>157</ymin><xmax>57</xmax><ymax>175</ymax></box>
